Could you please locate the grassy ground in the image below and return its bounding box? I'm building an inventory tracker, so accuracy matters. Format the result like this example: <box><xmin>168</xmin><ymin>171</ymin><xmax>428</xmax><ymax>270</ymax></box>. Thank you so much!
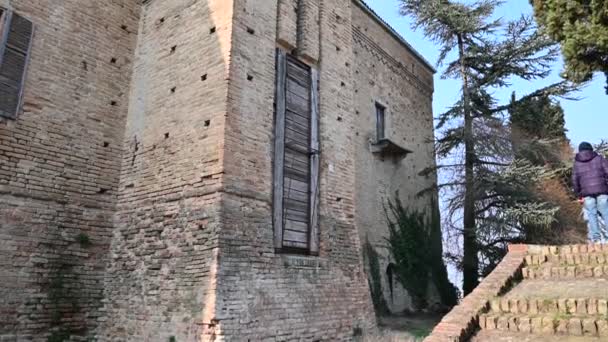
<box><xmin>377</xmin><ymin>313</ymin><xmax>443</xmax><ymax>341</ymax></box>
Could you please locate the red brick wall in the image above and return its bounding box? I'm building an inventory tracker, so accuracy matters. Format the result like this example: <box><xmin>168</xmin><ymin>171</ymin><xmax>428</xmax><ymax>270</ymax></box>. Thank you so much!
<box><xmin>97</xmin><ymin>0</ymin><xmax>233</xmax><ymax>340</ymax></box>
<box><xmin>214</xmin><ymin>0</ymin><xmax>377</xmax><ymax>340</ymax></box>
<box><xmin>351</xmin><ymin>2</ymin><xmax>438</xmax><ymax>313</ymax></box>
<box><xmin>0</xmin><ymin>0</ymin><xmax>139</xmax><ymax>339</ymax></box>
<box><xmin>1</xmin><ymin>0</ymin><xmax>437</xmax><ymax>340</ymax></box>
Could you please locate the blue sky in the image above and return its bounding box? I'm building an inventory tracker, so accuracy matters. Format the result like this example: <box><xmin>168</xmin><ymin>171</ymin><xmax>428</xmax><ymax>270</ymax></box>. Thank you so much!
<box><xmin>365</xmin><ymin>0</ymin><xmax>607</xmax><ymax>288</ymax></box>
<box><xmin>366</xmin><ymin>0</ymin><xmax>608</xmax><ymax>147</ymax></box>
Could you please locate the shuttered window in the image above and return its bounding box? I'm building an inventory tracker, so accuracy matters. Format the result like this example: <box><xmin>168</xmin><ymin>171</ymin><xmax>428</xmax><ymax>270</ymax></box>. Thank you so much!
<box><xmin>0</xmin><ymin>9</ymin><xmax>34</xmax><ymax>119</ymax></box>
<box><xmin>273</xmin><ymin>50</ymin><xmax>319</xmax><ymax>254</ymax></box>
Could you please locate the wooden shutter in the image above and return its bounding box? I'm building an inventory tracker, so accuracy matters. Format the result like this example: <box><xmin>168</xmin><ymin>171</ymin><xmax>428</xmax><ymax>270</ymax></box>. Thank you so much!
<box><xmin>273</xmin><ymin>50</ymin><xmax>319</xmax><ymax>253</ymax></box>
<box><xmin>273</xmin><ymin>50</ymin><xmax>288</xmax><ymax>249</ymax></box>
<box><xmin>309</xmin><ymin>68</ymin><xmax>319</xmax><ymax>254</ymax></box>
<box><xmin>0</xmin><ymin>11</ymin><xmax>34</xmax><ymax>119</ymax></box>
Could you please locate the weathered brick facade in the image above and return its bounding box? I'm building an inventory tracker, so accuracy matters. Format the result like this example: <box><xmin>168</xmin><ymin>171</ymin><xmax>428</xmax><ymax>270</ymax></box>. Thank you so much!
<box><xmin>96</xmin><ymin>0</ymin><xmax>233</xmax><ymax>340</ymax></box>
<box><xmin>0</xmin><ymin>0</ymin><xmax>436</xmax><ymax>340</ymax></box>
<box><xmin>351</xmin><ymin>3</ymin><xmax>437</xmax><ymax>313</ymax></box>
<box><xmin>0</xmin><ymin>0</ymin><xmax>139</xmax><ymax>340</ymax></box>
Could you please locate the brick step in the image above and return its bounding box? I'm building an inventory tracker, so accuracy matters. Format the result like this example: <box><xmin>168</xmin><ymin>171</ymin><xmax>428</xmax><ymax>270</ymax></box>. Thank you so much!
<box><xmin>523</xmin><ymin>245</ymin><xmax>608</xmax><ymax>266</ymax></box>
<box><xmin>479</xmin><ymin>314</ymin><xmax>608</xmax><ymax>337</ymax></box>
<box><xmin>557</xmin><ymin>244</ymin><xmax>608</xmax><ymax>255</ymax></box>
<box><xmin>472</xmin><ymin>330</ymin><xmax>605</xmax><ymax>341</ymax></box>
<box><xmin>522</xmin><ymin>265</ymin><xmax>608</xmax><ymax>279</ymax></box>
<box><xmin>525</xmin><ymin>251</ymin><xmax>608</xmax><ymax>267</ymax></box>
<box><xmin>489</xmin><ymin>297</ymin><xmax>608</xmax><ymax>316</ymax></box>
<box><xmin>546</xmin><ymin>253</ymin><xmax>608</xmax><ymax>266</ymax></box>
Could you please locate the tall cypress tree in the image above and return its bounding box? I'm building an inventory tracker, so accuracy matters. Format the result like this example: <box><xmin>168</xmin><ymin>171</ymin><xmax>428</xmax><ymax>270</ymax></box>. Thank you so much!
<box><xmin>400</xmin><ymin>0</ymin><xmax>573</xmax><ymax>294</ymax></box>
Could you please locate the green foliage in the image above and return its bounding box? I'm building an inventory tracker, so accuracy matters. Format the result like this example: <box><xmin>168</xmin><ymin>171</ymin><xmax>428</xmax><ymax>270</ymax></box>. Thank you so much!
<box><xmin>399</xmin><ymin>0</ymin><xmax>502</xmax><ymax>66</ymax></box>
<box><xmin>385</xmin><ymin>196</ymin><xmax>429</xmax><ymax>310</ymax></box>
<box><xmin>76</xmin><ymin>233</ymin><xmax>92</xmax><ymax>248</ymax></box>
<box><xmin>596</xmin><ymin>140</ymin><xmax>608</xmax><ymax>158</ymax></box>
<box><xmin>531</xmin><ymin>0</ymin><xmax>608</xmax><ymax>91</ymax></box>
<box><xmin>473</xmin><ymin>157</ymin><xmax>561</xmax><ymax>274</ymax></box>
<box><xmin>428</xmin><ymin>198</ymin><xmax>459</xmax><ymax>307</ymax></box>
<box><xmin>169</xmin><ymin>336</ymin><xmax>177</xmax><ymax>342</ymax></box>
<box><xmin>509</xmin><ymin>92</ymin><xmax>587</xmax><ymax>245</ymax></box>
<box><xmin>400</xmin><ymin>0</ymin><xmax>574</xmax><ymax>293</ymax></box>
<box><xmin>510</xmin><ymin>93</ymin><xmax>567</xmax><ymax>141</ymax></box>
<box><xmin>385</xmin><ymin>194</ymin><xmax>457</xmax><ymax>311</ymax></box>
<box><xmin>363</xmin><ymin>239</ymin><xmax>389</xmax><ymax>315</ymax></box>
<box><xmin>409</xmin><ymin>326</ymin><xmax>433</xmax><ymax>339</ymax></box>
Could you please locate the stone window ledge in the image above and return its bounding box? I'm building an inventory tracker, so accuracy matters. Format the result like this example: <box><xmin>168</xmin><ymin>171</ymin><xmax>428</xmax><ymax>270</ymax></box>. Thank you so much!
<box><xmin>370</xmin><ymin>138</ymin><xmax>412</xmax><ymax>158</ymax></box>
<box><xmin>280</xmin><ymin>254</ymin><xmax>327</xmax><ymax>269</ymax></box>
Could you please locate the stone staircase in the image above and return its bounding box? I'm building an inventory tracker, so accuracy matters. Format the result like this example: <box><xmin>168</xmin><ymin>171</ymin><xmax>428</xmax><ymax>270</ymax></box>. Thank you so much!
<box><xmin>473</xmin><ymin>244</ymin><xmax>608</xmax><ymax>341</ymax></box>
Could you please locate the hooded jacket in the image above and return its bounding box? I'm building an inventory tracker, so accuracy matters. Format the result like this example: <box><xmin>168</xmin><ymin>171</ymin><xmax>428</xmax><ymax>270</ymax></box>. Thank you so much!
<box><xmin>572</xmin><ymin>150</ymin><xmax>608</xmax><ymax>197</ymax></box>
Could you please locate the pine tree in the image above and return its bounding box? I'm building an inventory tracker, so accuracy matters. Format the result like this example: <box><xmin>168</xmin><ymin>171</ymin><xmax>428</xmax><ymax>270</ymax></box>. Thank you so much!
<box><xmin>509</xmin><ymin>95</ymin><xmax>586</xmax><ymax>245</ymax></box>
<box><xmin>400</xmin><ymin>0</ymin><xmax>573</xmax><ymax>294</ymax></box>
<box><xmin>510</xmin><ymin>93</ymin><xmax>566</xmax><ymax>143</ymax></box>
<box><xmin>531</xmin><ymin>0</ymin><xmax>608</xmax><ymax>92</ymax></box>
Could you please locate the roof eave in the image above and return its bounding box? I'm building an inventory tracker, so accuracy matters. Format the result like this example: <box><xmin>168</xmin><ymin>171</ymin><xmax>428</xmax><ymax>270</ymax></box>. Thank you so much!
<box><xmin>352</xmin><ymin>0</ymin><xmax>437</xmax><ymax>74</ymax></box>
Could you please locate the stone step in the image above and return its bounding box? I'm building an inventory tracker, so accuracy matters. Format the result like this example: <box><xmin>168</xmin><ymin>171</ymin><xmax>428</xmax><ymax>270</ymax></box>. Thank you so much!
<box><xmin>489</xmin><ymin>297</ymin><xmax>608</xmax><ymax>316</ymax></box>
<box><xmin>522</xmin><ymin>265</ymin><xmax>608</xmax><ymax>279</ymax></box>
<box><xmin>504</xmin><ymin>279</ymin><xmax>608</xmax><ymax>301</ymax></box>
<box><xmin>546</xmin><ymin>253</ymin><xmax>608</xmax><ymax>266</ymax></box>
<box><xmin>472</xmin><ymin>330</ymin><xmax>605</xmax><ymax>341</ymax></box>
<box><xmin>479</xmin><ymin>314</ymin><xmax>608</xmax><ymax>337</ymax></box>
<box><xmin>557</xmin><ymin>244</ymin><xmax>608</xmax><ymax>255</ymax></box>
<box><xmin>525</xmin><ymin>251</ymin><xmax>608</xmax><ymax>267</ymax></box>
<box><xmin>524</xmin><ymin>245</ymin><xmax>608</xmax><ymax>266</ymax></box>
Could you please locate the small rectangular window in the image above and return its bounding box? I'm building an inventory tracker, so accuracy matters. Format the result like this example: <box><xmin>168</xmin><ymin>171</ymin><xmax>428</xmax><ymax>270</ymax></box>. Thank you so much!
<box><xmin>376</xmin><ymin>102</ymin><xmax>386</xmax><ymax>141</ymax></box>
<box><xmin>0</xmin><ymin>9</ymin><xmax>34</xmax><ymax>119</ymax></box>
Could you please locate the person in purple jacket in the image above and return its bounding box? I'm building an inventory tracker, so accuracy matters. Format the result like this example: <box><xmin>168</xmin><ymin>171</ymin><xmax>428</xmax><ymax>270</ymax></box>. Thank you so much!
<box><xmin>572</xmin><ymin>142</ymin><xmax>608</xmax><ymax>243</ymax></box>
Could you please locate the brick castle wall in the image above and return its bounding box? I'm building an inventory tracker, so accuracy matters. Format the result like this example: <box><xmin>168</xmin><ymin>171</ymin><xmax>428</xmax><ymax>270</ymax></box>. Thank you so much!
<box><xmin>351</xmin><ymin>2</ymin><xmax>438</xmax><ymax>313</ymax></box>
<box><xmin>0</xmin><ymin>0</ymin><xmax>437</xmax><ymax>340</ymax></box>
<box><xmin>211</xmin><ymin>0</ymin><xmax>381</xmax><ymax>340</ymax></box>
<box><xmin>0</xmin><ymin>0</ymin><xmax>139</xmax><ymax>339</ymax></box>
<box><xmin>97</xmin><ymin>0</ymin><xmax>233</xmax><ymax>340</ymax></box>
